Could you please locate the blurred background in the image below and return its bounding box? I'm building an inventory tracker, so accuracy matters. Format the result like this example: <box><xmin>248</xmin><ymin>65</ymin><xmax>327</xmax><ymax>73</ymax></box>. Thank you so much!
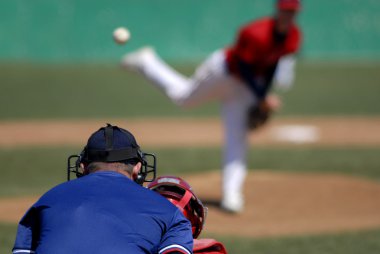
<box><xmin>1</xmin><ymin>0</ymin><xmax>380</xmax><ymax>253</ymax></box>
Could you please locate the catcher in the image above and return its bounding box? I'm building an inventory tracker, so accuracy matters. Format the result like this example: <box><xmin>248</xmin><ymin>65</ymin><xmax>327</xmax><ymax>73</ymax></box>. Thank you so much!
<box><xmin>148</xmin><ymin>176</ymin><xmax>228</xmax><ymax>254</ymax></box>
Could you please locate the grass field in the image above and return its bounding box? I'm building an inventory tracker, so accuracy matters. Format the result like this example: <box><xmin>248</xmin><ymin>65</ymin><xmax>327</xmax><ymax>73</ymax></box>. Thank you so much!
<box><xmin>2</xmin><ymin>223</ymin><xmax>380</xmax><ymax>254</ymax></box>
<box><xmin>217</xmin><ymin>229</ymin><xmax>380</xmax><ymax>254</ymax></box>
<box><xmin>0</xmin><ymin>62</ymin><xmax>379</xmax><ymax>253</ymax></box>
<box><xmin>0</xmin><ymin>61</ymin><xmax>380</xmax><ymax>119</ymax></box>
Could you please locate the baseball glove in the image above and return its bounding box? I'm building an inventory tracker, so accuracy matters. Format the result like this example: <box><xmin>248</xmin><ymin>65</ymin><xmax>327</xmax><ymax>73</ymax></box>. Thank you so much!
<box><xmin>247</xmin><ymin>100</ymin><xmax>273</xmax><ymax>130</ymax></box>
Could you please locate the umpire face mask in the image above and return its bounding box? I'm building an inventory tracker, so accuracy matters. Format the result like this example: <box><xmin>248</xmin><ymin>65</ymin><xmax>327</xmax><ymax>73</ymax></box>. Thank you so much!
<box><xmin>67</xmin><ymin>124</ymin><xmax>157</xmax><ymax>185</ymax></box>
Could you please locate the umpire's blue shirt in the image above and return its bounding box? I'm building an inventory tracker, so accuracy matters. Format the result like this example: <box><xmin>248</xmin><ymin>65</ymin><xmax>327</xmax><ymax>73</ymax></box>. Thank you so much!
<box><xmin>13</xmin><ymin>171</ymin><xmax>193</xmax><ymax>254</ymax></box>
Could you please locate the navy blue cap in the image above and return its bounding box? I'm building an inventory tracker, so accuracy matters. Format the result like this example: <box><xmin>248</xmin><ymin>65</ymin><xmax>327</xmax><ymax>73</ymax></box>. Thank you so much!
<box><xmin>83</xmin><ymin>124</ymin><xmax>141</xmax><ymax>163</ymax></box>
<box><xmin>87</xmin><ymin>125</ymin><xmax>139</xmax><ymax>150</ymax></box>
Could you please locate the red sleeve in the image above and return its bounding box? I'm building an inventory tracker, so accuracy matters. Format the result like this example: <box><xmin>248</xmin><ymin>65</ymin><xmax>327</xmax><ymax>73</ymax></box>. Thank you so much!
<box><xmin>193</xmin><ymin>239</ymin><xmax>227</xmax><ymax>254</ymax></box>
<box><xmin>234</xmin><ymin>25</ymin><xmax>257</xmax><ymax>63</ymax></box>
<box><xmin>286</xmin><ymin>26</ymin><xmax>302</xmax><ymax>54</ymax></box>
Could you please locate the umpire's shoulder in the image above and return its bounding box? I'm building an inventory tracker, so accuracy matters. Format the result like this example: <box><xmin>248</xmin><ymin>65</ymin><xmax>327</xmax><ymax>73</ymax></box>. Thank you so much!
<box><xmin>34</xmin><ymin>177</ymin><xmax>85</xmax><ymax>205</ymax></box>
<box><xmin>142</xmin><ymin>186</ymin><xmax>178</xmax><ymax>211</ymax></box>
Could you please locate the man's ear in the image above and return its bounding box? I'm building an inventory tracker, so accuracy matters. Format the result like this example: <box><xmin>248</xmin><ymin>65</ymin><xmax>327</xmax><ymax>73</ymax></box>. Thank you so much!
<box><xmin>131</xmin><ymin>162</ymin><xmax>142</xmax><ymax>180</ymax></box>
<box><xmin>80</xmin><ymin>162</ymin><xmax>89</xmax><ymax>175</ymax></box>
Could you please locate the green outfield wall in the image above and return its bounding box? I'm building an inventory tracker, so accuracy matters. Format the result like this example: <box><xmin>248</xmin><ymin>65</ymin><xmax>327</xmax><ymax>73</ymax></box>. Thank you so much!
<box><xmin>1</xmin><ymin>0</ymin><xmax>380</xmax><ymax>62</ymax></box>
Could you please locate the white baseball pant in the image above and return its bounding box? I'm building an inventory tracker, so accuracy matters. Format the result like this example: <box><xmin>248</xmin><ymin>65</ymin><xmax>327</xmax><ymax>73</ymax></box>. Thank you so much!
<box><xmin>137</xmin><ymin>49</ymin><xmax>255</xmax><ymax>204</ymax></box>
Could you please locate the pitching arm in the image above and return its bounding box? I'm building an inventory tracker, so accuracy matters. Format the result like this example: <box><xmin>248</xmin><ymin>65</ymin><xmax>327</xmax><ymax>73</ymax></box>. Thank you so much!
<box><xmin>273</xmin><ymin>54</ymin><xmax>297</xmax><ymax>91</ymax></box>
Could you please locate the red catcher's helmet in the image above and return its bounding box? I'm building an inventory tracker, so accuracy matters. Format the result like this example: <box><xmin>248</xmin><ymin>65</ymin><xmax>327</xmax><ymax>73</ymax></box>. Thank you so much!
<box><xmin>277</xmin><ymin>0</ymin><xmax>301</xmax><ymax>11</ymax></box>
<box><xmin>147</xmin><ymin>176</ymin><xmax>207</xmax><ymax>239</ymax></box>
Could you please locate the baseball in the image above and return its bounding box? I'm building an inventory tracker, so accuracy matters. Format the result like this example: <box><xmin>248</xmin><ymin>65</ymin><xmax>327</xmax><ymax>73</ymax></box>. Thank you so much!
<box><xmin>113</xmin><ymin>27</ymin><xmax>131</xmax><ymax>45</ymax></box>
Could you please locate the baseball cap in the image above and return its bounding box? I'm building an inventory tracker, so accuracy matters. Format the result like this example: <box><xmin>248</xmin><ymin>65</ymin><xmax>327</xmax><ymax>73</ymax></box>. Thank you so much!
<box><xmin>83</xmin><ymin>124</ymin><xmax>142</xmax><ymax>163</ymax></box>
<box><xmin>277</xmin><ymin>0</ymin><xmax>301</xmax><ymax>11</ymax></box>
<box><xmin>68</xmin><ymin>123</ymin><xmax>157</xmax><ymax>183</ymax></box>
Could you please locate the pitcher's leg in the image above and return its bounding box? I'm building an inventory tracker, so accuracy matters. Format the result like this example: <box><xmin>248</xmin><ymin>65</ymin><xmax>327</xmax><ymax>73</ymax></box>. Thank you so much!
<box><xmin>122</xmin><ymin>47</ymin><xmax>191</xmax><ymax>105</ymax></box>
<box><xmin>220</xmin><ymin>83</ymin><xmax>255</xmax><ymax>213</ymax></box>
<box><xmin>122</xmin><ymin>48</ymin><xmax>228</xmax><ymax>107</ymax></box>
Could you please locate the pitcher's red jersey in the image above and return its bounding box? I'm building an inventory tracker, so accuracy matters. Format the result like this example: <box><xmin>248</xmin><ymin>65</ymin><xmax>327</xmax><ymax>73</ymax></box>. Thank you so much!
<box><xmin>225</xmin><ymin>17</ymin><xmax>301</xmax><ymax>78</ymax></box>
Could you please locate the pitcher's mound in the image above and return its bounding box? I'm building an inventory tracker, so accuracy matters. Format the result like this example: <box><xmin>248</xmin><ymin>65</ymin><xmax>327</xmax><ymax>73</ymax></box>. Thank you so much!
<box><xmin>183</xmin><ymin>171</ymin><xmax>380</xmax><ymax>237</ymax></box>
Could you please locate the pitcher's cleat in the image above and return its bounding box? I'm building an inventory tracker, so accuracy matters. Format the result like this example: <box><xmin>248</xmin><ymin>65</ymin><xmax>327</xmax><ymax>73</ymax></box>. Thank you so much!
<box><xmin>121</xmin><ymin>47</ymin><xmax>156</xmax><ymax>73</ymax></box>
<box><xmin>221</xmin><ymin>192</ymin><xmax>244</xmax><ymax>214</ymax></box>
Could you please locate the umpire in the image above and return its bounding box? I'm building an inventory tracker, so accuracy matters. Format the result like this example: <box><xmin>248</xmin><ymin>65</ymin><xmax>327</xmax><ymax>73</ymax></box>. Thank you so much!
<box><xmin>13</xmin><ymin>124</ymin><xmax>193</xmax><ymax>254</ymax></box>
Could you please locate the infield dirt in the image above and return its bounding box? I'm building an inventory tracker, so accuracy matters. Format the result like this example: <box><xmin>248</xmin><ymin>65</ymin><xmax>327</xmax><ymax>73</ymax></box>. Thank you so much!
<box><xmin>0</xmin><ymin>116</ymin><xmax>379</xmax><ymax>147</ymax></box>
<box><xmin>0</xmin><ymin>116</ymin><xmax>379</xmax><ymax>237</ymax></box>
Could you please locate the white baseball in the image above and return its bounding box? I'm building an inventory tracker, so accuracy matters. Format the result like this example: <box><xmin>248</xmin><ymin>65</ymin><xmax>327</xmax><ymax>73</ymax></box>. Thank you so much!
<box><xmin>113</xmin><ymin>27</ymin><xmax>131</xmax><ymax>45</ymax></box>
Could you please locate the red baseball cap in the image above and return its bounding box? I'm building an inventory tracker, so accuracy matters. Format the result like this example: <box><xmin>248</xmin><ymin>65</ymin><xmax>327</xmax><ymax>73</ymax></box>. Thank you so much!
<box><xmin>277</xmin><ymin>0</ymin><xmax>301</xmax><ymax>11</ymax></box>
